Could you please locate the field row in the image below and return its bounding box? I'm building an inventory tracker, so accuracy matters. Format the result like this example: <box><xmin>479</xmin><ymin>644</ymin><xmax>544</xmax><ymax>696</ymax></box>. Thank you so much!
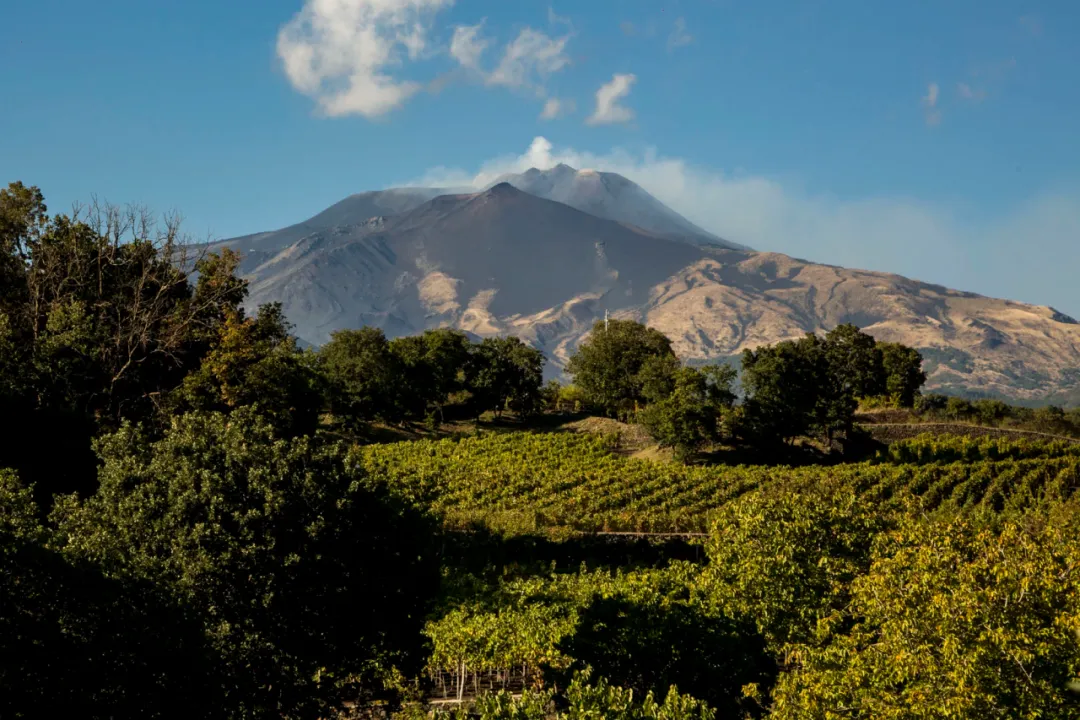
<box><xmin>356</xmin><ymin>432</ymin><xmax>1080</xmax><ymax>532</ymax></box>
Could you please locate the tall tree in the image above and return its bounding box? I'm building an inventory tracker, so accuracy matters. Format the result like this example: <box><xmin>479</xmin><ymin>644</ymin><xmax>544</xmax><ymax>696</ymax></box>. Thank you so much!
<box><xmin>320</xmin><ymin>326</ymin><xmax>401</xmax><ymax>423</ymax></box>
<box><xmin>52</xmin><ymin>408</ymin><xmax>441</xmax><ymax>718</ymax></box>
<box><xmin>567</xmin><ymin>319</ymin><xmax>677</xmax><ymax>418</ymax></box>
<box><xmin>638</xmin><ymin>365</ymin><xmax>737</xmax><ymax>459</ymax></box>
<box><xmin>0</xmin><ymin>183</ymin><xmax>248</xmax><ymax>503</ymax></box>
<box><xmin>823</xmin><ymin>324</ymin><xmax>885</xmax><ymax>399</ymax></box>
<box><xmin>171</xmin><ymin>303</ymin><xmax>322</xmax><ymax>437</ymax></box>
<box><xmin>878</xmin><ymin>342</ymin><xmax>927</xmax><ymax>407</ymax></box>
<box><xmin>468</xmin><ymin>336</ymin><xmax>545</xmax><ymax>418</ymax></box>
<box><xmin>740</xmin><ymin>334</ymin><xmax>827</xmax><ymax>446</ymax></box>
<box><xmin>389</xmin><ymin>328</ymin><xmax>472</xmax><ymax>423</ymax></box>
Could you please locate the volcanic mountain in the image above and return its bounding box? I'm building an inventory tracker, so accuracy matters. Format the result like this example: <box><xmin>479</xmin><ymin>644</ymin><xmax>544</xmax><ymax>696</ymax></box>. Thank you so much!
<box><xmin>214</xmin><ymin>166</ymin><xmax>1080</xmax><ymax>404</ymax></box>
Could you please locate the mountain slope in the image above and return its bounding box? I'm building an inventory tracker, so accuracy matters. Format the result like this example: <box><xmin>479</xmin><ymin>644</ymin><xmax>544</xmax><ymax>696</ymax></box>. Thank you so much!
<box><xmin>228</xmin><ymin>184</ymin><xmax>704</xmax><ymax>345</ymax></box>
<box><xmin>214</xmin><ymin>174</ymin><xmax>1080</xmax><ymax>404</ymax></box>
<box><xmin>632</xmin><ymin>253</ymin><xmax>1080</xmax><ymax>401</ymax></box>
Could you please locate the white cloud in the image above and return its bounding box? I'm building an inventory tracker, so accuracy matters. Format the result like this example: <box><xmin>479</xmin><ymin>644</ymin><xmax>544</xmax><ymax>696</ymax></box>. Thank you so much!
<box><xmin>539</xmin><ymin>97</ymin><xmax>574</xmax><ymax>120</ymax></box>
<box><xmin>667</xmin><ymin>17</ymin><xmax>693</xmax><ymax>50</ymax></box>
<box><xmin>587</xmin><ymin>73</ymin><xmax>637</xmax><ymax>125</ymax></box>
<box><xmin>277</xmin><ymin>0</ymin><xmax>454</xmax><ymax>118</ymax></box>
<box><xmin>446</xmin><ymin>23</ymin><xmax>571</xmax><ymax>105</ymax></box>
<box><xmin>486</xmin><ymin>28</ymin><xmax>571</xmax><ymax>91</ymax></box>
<box><xmin>402</xmin><ymin>136</ymin><xmax>1080</xmax><ymax>315</ymax></box>
<box><xmin>450</xmin><ymin>22</ymin><xmax>489</xmax><ymax>70</ymax></box>
<box><xmin>922</xmin><ymin>82</ymin><xmax>941</xmax><ymax>126</ymax></box>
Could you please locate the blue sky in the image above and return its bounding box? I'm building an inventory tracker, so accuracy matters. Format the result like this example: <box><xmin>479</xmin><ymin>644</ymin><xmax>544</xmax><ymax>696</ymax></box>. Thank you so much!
<box><xmin>2</xmin><ymin>0</ymin><xmax>1079</xmax><ymax>313</ymax></box>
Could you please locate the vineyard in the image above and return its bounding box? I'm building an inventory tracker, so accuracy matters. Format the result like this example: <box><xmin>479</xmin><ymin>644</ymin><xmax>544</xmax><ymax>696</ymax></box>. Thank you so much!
<box><xmin>355</xmin><ymin>431</ymin><xmax>1080</xmax><ymax>533</ymax></box>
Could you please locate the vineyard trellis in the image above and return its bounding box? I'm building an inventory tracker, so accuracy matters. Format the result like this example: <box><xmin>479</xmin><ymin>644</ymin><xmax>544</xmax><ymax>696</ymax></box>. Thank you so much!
<box><xmin>355</xmin><ymin>432</ymin><xmax>1080</xmax><ymax>533</ymax></box>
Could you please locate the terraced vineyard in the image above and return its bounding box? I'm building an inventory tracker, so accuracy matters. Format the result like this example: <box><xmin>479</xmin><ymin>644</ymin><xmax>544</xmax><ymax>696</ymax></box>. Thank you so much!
<box><xmin>356</xmin><ymin>432</ymin><xmax>1080</xmax><ymax>533</ymax></box>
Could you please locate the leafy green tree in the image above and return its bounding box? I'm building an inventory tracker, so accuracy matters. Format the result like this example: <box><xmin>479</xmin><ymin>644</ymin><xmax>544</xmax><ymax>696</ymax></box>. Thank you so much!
<box><xmin>1034</xmin><ymin>405</ymin><xmax>1070</xmax><ymax>434</ymax></box>
<box><xmin>739</xmin><ymin>334</ymin><xmax>827</xmax><ymax>446</ymax></box>
<box><xmin>637</xmin><ymin>354</ymin><xmax>683</xmax><ymax>405</ymax></box>
<box><xmin>389</xmin><ymin>328</ymin><xmax>472</xmax><ymax>423</ymax></box>
<box><xmin>878</xmin><ymin>341</ymin><xmax>927</xmax><ymax>407</ymax></box>
<box><xmin>468</xmin><ymin>336</ymin><xmax>545</xmax><ymax>419</ymax></box>
<box><xmin>638</xmin><ymin>366</ymin><xmax>736</xmax><ymax>459</ymax></box>
<box><xmin>0</xmin><ymin>183</ymin><xmax>248</xmax><ymax>503</ymax></box>
<box><xmin>973</xmin><ymin>397</ymin><xmax>1011</xmax><ymax>425</ymax></box>
<box><xmin>823</xmin><ymin>324</ymin><xmax>885</xmax><ymax>399</ymax></box>
<box><xmin>558</xmin><ymin>383</ymin><xmax>588</xmax><ymax>413</ymax></box>
<box><xmin>541</xmin><ymin>379</ymin><xmax>564</xmax><ymax>412</ymax></box>
<box><xmin>945</xmin><ymin>395</ymin><xmax>975</xmax><ymax>422</ymax></box>
<box><xmin>52</xmin><ymin>408</ymin><xmax>441</xmax><ymax>718</ymax></box>
<box><xmin>702</xmin><ymin>479</ymin><xmax>887</xmax><ymax>651</ymax></box>
<box><xmin>1</xmin><ymin>471</ymin><xmax>219</xmax><ymax>718</ymax></box>
<box><xmin>171</xmin><ymin>304</ymin><xmax>323</xmax><ymax>437</ymax></box>
<box><xmin>771</xmin><ymin>513</ymin><xmax>1080</xmax><ymax>719</ymax></box>
<box><xmin>914</xmin><ymin>392</ymin><xmax>948</xmax><ymax>415</ymax></box>
<box><xmin>320</xmin><ymin>326</ymin><xmax>401</xmax><ymax>423</ymax></box>
<box><xmin>567</xmin><ymin>319</ymin><xmax>676</xmax><ymax>418</ymax></box>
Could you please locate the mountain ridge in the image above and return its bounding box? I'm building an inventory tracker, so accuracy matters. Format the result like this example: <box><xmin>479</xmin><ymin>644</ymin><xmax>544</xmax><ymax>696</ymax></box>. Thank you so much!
<box><xmin>212</xmin><ymin>167</ymin><xmax>1080</xmax><ymax>404</ymax></box>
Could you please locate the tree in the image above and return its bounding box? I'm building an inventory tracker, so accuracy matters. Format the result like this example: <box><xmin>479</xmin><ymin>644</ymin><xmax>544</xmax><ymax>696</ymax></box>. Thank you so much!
<box><xmin>973</xmin><ymin>398</ymin><xmax>1010</xmax><ymax>425</ymax></box>
<box><xmin>0</xmin><ymin>183</ymin><xmax>248</xmax><ymax>503</ymax></box>
<box><xmin>770</xmin><ymin>513</ymin><xmax>1080</xmax><ymax>719</ymax></box>
<box><xmin>638</xmin><ymin>366</ymin><xmax>736</xmax><ymax>459</ymax></box>
<box><xmin>468</xmin><ymin>336</ymin><xmax>545</xmax><ymax>419</ymax></box>
<box><xmin>319</xmin><ymin>326</ymin><xmax>401</xmax><ymax>424</ymax></box>
<box><xmin>945</xmin><ymin>396</ymin><xmax>975</xmax><ymax>422</ymax></box>
<box><xmin>171</xmin><ymin>304</ymin><xmax>322</xmax><ymax>437</ymax></box>
<box><xmin>52</xmin><ymin>408</ymin><xmax>441</xmax><ymax>718</ymax></box>
<box><xmin>389</xmin><ymin>328</ymin><xmax>472</xmax><ymax>423</ymax></box>
<box><xmin>0</xmin><ymin>470</ymin><xmax>219</xmax><ymax>718</ymax></box>
<box><xmin>702</xmin><ymin>478</ymin><xmax>887</xmax><ymax>651</ymax></box>
<box><xmin>567</xmin><ymin>319</ymin><xmax>677</xmax><ymax>418</ymax></box>
<box><xmin>739</xmin><ymin>334</ymin><xmax>828</xmax><ymax>446</ymax></box>
<box><xmin>878</xmin><ymin>341</ymin><xmax>927</xmax><ymax>407</ymax></box>
<box><xmin>823</xmin><ymin>324</ymin><xmax>885</xmax><ymax>400</ymax></box>
<box><xmin>638</xmin><ymin>354</ymin><xmax>683</xmax><ymax>405</ymax></box>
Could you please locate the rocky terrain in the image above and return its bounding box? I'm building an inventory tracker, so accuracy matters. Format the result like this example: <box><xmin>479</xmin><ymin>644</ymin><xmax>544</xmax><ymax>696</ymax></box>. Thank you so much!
<box><xmin>213</xmin><ymin>166</ymin><xmax>1080</xmax><ymax>404</ymax></box>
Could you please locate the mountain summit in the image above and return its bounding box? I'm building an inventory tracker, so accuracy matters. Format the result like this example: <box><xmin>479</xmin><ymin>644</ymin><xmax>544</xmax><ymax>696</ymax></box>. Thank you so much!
<box><xmin>489</xmin><ymin>164</ymin><xmax>748</xmax><ymax>250</ymax></box>
<box><xmin>214</xmin><ymin>174</ymin><xmax>1080</xmax><ymax>404</ymax></box>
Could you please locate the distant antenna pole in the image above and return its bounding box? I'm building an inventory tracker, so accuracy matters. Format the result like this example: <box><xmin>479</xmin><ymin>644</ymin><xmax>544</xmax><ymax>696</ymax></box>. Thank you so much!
<box><xmin>604</xmin><ymin>309</ymin><xmax>609</xmax><ymax>332</ymax></box>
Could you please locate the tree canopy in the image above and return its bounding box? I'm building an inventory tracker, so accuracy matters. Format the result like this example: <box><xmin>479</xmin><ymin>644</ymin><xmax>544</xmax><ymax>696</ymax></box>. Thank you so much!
<box><xmin>567</xmin><ymin>319</ymin><xmax>677</xmax><ymax>418</ymax></box>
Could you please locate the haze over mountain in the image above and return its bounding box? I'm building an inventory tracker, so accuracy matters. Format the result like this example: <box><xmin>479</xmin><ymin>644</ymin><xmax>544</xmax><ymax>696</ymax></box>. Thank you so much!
<box><xmin>214</xmin><ymin>166</ymin><xmax>1080</xmax><ymax>404</ymax></box>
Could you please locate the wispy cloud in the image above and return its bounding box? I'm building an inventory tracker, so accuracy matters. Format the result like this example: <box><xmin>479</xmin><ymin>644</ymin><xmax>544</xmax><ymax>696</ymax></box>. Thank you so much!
<box><xmin>485</xmin><ymin>28</ymin><xmax>571</xmax><ymax>92</ymax></box>
<box><xmin>619</xmin><ymin>20</ymin><xmax>636</xmax><ymax>36</ymax></box>
<box><xmin>957</xmin><ymin>82</ymin><xmax>987</xmax><ymax>103</ymax></box>
<box><xmin>449</xmin><ymin>22</ymin><xmax>489</xmax><ymax>70</ymax></box>
<box><xmin>921</xmin><ymin>82</ymin><xmax>941</xmax><ymax>126</ymax></box>
<box><xmin>405</xmin><ymin>137</ymin><xmax>1080</xmax><ymax>315</ymax></box>
<box><xmin>539</xmin><ymin>97</ymin><xmax>574</xmax><ymax>120</ymax></box>
<box><xmin>276</xmin><ymin>0</ymin><xmax>453</xmax><ymax>118</ymax></box>
<box><xmin>586</xmin><ymin>73</ymin><xmax>637</xmax><ymax>125</ymax></box>
<box><xmin>667</xmin><ymin>17</ymin><xmax>693</xmax><ymax>50</ymax></box>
